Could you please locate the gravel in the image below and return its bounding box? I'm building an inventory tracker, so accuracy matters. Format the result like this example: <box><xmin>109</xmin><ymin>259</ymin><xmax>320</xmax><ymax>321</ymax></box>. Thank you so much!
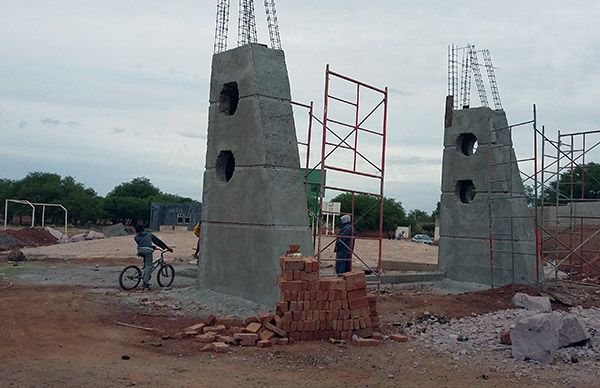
<box><xmin>118</xmin><ymin>285</ymin><xmax>271</xmax><ymax>319</ymax></box>
<box><xmin>404</xmin><ymin>306</ymin><xmax>600</xmax><ymax>364</ymax></box>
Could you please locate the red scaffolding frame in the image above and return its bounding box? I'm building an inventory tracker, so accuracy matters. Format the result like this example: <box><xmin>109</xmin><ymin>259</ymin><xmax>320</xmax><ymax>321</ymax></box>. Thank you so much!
<box><xmin>306</xmin><ymin>65</ymin><xmax>389</xmax><ymax>274</ymax></box>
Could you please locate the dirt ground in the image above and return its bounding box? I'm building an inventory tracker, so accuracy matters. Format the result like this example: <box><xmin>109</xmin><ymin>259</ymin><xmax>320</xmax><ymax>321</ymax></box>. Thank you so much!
<box><xmin>2</xmin><ymin>237</ymin><xmax>600</xmax><ymax>387</ymax></box>
<box><xmin>13</xmin><ymin>231</ymin><xmax>437</xmax><ymax>273</ymax></box>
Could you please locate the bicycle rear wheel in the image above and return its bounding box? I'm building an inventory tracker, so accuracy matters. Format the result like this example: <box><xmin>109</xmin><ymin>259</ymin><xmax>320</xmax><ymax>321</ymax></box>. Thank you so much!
<box><xmin>119</xmin><ymin>265</ymin><xmax>142</xmax><ymax>290</ymax></box>
<box><xmin>157</xmin><ymin>264</ymin><xmax>175</xmax><ymax>287</ymax></box>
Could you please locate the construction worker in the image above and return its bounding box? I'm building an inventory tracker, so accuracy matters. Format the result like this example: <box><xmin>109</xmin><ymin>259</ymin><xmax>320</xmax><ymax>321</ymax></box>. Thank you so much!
<box><xmin>193</xmin><ymin>223</ymin><xmax>201</xmax><ymax>260</ymax></box>
<box><xmin>334</xmin><ymin>214</ymin><xmax>354</xmax><ymax>275</ymax></box>
<box><xmin>134</xmin><ymin>224</ymin><xmax>173</xmax><ymax>291</ymax></box>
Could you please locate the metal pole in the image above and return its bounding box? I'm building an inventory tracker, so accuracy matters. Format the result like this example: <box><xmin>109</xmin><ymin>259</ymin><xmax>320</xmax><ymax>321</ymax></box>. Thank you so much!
<box><xmin>317</xmin><ymin>65</ymin><xmax>330</xmax><ymax>263</ymax></box>
<box><xmin>378</xmin><ymin>87</ymin><xmax>388</xmax><ymax>274</ymax></box>
<box><xmin>533</xmin><ymin>105</ymin><xmax>539</xmax><ymax>281</ymax></box>
<box><xmin>4</xmin><ymin>199</ymin><xmax>8</xmax><ymax>230</ymax></box>
<box><xmin>41</xmin><ymin>205</ymin><xmax>46</xmax><ymax>228</ymax></box>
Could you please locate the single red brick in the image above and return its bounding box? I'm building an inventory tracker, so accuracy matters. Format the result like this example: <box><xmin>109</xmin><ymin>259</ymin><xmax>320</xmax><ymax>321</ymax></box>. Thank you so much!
<box><xmin>234</xmin><ymin>333</ymin><xmax>259</xmax><ymax>346</ymax></box>
<box><xmin>260</xmin><ymin>329</ymin><xmax>275</xmax><ymax>341</ymax></box>
<box><xmin>203</xmin><ymin>324</ymin><xmax>227</xmax><ymax>334</ymax></box>
<box><xmin>204</xmin><ymin>314</ymin><xmax>216</xmax><ymax>326</ymax></box>
<box><xmin>348</xmin><ymin>297</ymin><xmax>368</xmax><ymax>309</ymax></box>
<box><xmin>346</xmin><ymin>281</ymin><xmax>367</xmax><ymax>292</ymax></box>
<box><xmin>390</xmin><ymin>334</ymin><xmax>409</xmax><ymax>343</ymax></box>
<box><xmin>257</xmin><ymin>340</ymin><xmax>272</xmax><ymax>348</ymax></box>
<box><xmin>283</xmin><ymin>259</ymin><xmax>305</xmax><ymax>271</ymax></box>
<box><xmin>358</xmin><ymin>317</ymin><xmax>367</xmax><ymax>329</ymax></box>
<box><xmin>342</xmin><ymin>271</ymin><xmax>365</xmax><ymax>283</ymax></box>
<box><xmin>302</xmin><ymin>271</ymin><xmax>319</xmax><ymax>281</ymax></box>
<box><xmin>372</xmin><ymin>332</ymin><xmax>383</xmax><ymax>340</ymax></box>
<box><xmin>278</xmin><ymin>337</ymin><xmax>289</xmax><ymax>345</ymax></box>
<box><xmin>194</xmin><ymin>332</ymin><xmax>217</xmax><ymax>343</ymax></box>
<box><xmin>347</xmin><ymin>288</ymin><xmax>368</xmax><ymax>301</ymax></box>
<box><xmin>329</xmin><ymin>279</ymin><xmax>346</xmax><ymax>290</ymax></box>
<box><xmin>246</xmin><ymin>322</ymin><xmax>262</xmax><ymax>333</ymax></box>
<box><xmin>353</xmin><ymin>337</ymin><xmax>379</xmax><ymax>347</ymax></box>
<box><xmin>500</xmin><ymin>329</ymin><xmax>511</xmax><ymax>345</ymax></box>
<box><xmin>279</xmin><ymin>280</ymin><xmax>304</xmax><ymax>292</ymax></box>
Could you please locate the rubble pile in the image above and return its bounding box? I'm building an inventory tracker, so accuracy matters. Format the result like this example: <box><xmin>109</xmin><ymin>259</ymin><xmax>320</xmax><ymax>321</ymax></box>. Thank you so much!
<box><xmin>405</xmin><ymin>294</ymin><xmax>600</xmax><ymax>364</ymax></box>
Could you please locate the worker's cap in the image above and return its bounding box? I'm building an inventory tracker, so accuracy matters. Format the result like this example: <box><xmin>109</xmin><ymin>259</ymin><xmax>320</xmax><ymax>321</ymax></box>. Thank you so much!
<box><xmin>340</xmin><ymin>214</ymin><xmax>351</xmax><ymax>224</ymax></box>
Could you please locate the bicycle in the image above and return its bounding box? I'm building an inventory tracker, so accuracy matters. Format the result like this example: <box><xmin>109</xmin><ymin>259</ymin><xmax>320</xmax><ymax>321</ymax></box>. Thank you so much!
<box><xmin>118</xmin><ymin>247</ymin><xmax>175</xmax><ymax>290</ymax></box>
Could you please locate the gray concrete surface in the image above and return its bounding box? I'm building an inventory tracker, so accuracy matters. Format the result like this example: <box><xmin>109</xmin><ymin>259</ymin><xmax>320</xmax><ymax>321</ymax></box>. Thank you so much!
<box><xmin>438</xmin><ymin>107</ymin><xmax>538</xmax><ymax>286</ymax></box>
<box><xmin>199</xmin><ymin>43</ymin><xmax>312</xmax><ymax>306</ymax></box>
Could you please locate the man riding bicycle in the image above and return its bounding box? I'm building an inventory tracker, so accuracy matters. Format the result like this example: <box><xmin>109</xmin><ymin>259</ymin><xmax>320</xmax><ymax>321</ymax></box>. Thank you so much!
<box><xmin>134</xmin><ymin>224</ymin><xmax>173</xmax><ymax>291</ymax></box>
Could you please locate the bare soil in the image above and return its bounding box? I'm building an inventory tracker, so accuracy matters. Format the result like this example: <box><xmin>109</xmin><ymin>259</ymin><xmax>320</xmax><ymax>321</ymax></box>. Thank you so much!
<box><xmin>1</xmin><ymin>237</ymin><xmax>598</xmax><ymax>387</ymax></box>
<box><xmin>0</xmin><ymin>282</ymin><xmax>586</xmax><ymax>388</ymax></box>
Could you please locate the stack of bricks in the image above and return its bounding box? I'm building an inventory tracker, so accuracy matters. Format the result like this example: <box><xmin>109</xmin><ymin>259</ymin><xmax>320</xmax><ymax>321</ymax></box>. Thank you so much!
<box><xmin>275</xmin><ymin>252</ymin><xmax>380</xmax><ymax>342</ymax></box>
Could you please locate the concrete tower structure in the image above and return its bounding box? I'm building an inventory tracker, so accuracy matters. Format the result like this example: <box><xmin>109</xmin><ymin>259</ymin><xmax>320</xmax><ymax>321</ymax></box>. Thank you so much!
<box><xmin>438</xmin><ymin>106</ymin><xmax>538</xmax><ymax>286</ymax></box>
<box><xmin>198</xmin><ymin>43</ymin><xmax>312</xmax><ymax>305</ymax></box>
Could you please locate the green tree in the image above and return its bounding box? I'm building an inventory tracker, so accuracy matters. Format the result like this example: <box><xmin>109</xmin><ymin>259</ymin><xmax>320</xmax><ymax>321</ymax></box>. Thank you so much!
<box><xmin>330</xmin><ymin>193</ymin><xmax>407</xmax><ymax>233</ymax></box>
<box><xmin>431</xmin><ymin>201</ymin><xmax>441</xmax><ymax>219</ymax></box>
<box><xmin>107</xmin><ymin>177</ymin><xmax>161</xmax><ymax>198</ymax></box>
<box><xmin>2</xmin><ymin>172</ymin><xmax>103</xmax><ymax>225</ymax></box>
<box><xmin>541</xmin><ymin>162</ymin><xmax>600</xmax><ymax>205</ymax></box>
<box><xmin>104</xmin><ymin>177</ymin><xmax>196</xmax><ymax>225</ymax></box>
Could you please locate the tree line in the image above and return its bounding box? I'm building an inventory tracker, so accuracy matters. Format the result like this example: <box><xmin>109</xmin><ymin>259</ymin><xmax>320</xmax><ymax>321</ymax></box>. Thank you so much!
<box><xmin>0</xmin><ymin>172</ymin><xmax>196</xmax><ymax>227</ymax></box>
<box><xmin>330</xmin><ymin>193</ymin><xmax>438</xmax><ymax>235</ymax></box>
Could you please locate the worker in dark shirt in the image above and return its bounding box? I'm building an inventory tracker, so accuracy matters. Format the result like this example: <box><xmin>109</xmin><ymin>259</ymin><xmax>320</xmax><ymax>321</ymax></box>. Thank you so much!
<box><xmin>334</xmin><ymin>214</ymin><xmax>355</xmax><ymax>275</ymax></box>
<box><xmin>134</xmin><ymin>224</ymin><xmax>173</xmax><ymax>291</ymax></box>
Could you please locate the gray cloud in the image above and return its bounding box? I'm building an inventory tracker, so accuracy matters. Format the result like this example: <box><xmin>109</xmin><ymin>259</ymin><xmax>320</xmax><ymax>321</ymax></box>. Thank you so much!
<box><xmin>389</xmin><ymin>87</ymin><xmax>412</xmax><ymax>96</ymax></box>
<box><xmin>178</xmin><ymin>131</ymin><xmax>206</xmax><ymax>140</ymax></box>
<box><xmin>40</xmin><ymin>117</ymin><xmax>61</xmax><ymax>126</ymax></box>
<box><xmin>387</xmin><ymin>155</ymin><xmax>441</xmax><ymax>167</ymax></box>
<box><xmin>112</xmin><ymin>127</ymin><xmax>126</xmax><ymax>134</ymax></box>
<box><xmin>18</xmin><ymin>120</ymin><xmax>27</xmax><ymax>128</ymax></box>
<box><xmin>40</xmin><ymin>117</ymin><xmax>81</xmax><ymax>127</ymax></box>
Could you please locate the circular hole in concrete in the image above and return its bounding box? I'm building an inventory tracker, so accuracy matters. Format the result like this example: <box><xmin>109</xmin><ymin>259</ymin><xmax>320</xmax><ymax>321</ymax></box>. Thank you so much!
<box><xmin>456</xmin><ymin>180</ymin><xmax>476</xmax><ymax>203</ymax></box>
<box><xmin>216</xmin><ymin>150</ymin><xmax>235</xmax><ymax>183</ymax></box>
<box><xmin>457</xmin><ymin>133</ymin><xmax>478</xmax><ymax>156</ymax></box>
<box><xmin>219</xmin><ymin>82</ymin><xmax>239</xmax><ymax>115</ymax></box>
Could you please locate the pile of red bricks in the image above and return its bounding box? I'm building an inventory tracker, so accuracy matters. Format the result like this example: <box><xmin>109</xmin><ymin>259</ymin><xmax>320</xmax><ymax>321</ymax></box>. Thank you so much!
<box><xmin>178</xmin><ymin>249</ymin><xmax>381</xmax><ymax>350</ymax></box>
<box><xmin>275</xmin><ymin>253</ymin><xmax>380</xmax><ymax>345</ymax></box>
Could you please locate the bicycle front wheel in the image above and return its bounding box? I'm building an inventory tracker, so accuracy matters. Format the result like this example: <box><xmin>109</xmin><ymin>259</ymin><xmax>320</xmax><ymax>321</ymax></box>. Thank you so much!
<box><xmin>119</xmin><ymin>265</ymin><xmax>142</xmax><ymax>290</ymax></box>
<box><xmin>157</xmin><ymin>264</ymin><xmax>175</xmax><ymax>287</ymax></box>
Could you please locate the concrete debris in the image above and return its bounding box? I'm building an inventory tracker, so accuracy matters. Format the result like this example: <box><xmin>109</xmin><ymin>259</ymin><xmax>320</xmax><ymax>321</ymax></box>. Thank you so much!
<box><xmin>512</xmin><ymin>292</ymin><xmax>552</xmax><ymax>313</ymax></box>
<box><xmin>85</xmin><ymin>231</ymin><xmax>104</xmax><ymax>240</ymax></box>
<box><xmin>511</xmin><ymin>313</ymin><xmax>561</xmax><ymax>364</ymax></box>
<box><xmin>44</xmin><ymin>227</ymin><xmax>64</xmax><ymax>240</ymax></box>
<box><xmin>7</xmin><ymin>249</ymin><xmax>26</xmax><ymax>262</ymax></box>
<box><xmin>102</xmin><ymin>223</ymin><xmax>132</xmax><ymax>237</ymax></box>
<box><xmin>559</xmin><ymin>314</ymin><xmax>591</xmax><ymax>348</ymax></box>
<box><xmin>405</xmin><ymin>306</ymin><xmax>600</xmax><ymax>365</ymax></box>
<box><xmin>69</xmin><ymin>233</ymin><xmax>86</xmax><ymax>243</ymax></box>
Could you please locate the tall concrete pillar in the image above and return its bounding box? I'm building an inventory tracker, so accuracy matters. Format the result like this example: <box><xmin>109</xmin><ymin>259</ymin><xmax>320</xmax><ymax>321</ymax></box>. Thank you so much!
<box><xmin>198</xmin><ymin>43</ymin><xmax>312</xmax><ymax>306</ymax></box>
<box><xmin>438</xmin><ymin>106</ymin><xmax>538</xmax><ymax>286</ymax></box>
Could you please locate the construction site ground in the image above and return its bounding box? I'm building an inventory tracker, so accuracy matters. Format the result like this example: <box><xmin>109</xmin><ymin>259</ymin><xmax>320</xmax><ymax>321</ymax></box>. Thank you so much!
<box><xmin>1</xmin><ymin>232</ymin><xmax>600</xmax><ymax>387</ymax></box>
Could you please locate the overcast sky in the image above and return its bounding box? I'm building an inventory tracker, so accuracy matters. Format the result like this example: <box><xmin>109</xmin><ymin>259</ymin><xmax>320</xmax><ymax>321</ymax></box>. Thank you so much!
<box><xmin>1</xmin><ymin>1</ymin><xmax>599</xmax><ymax>213</ymax></box>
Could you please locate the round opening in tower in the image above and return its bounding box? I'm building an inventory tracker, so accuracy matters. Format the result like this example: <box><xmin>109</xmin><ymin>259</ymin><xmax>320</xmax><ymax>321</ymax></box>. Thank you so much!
<box><xmin>216</xmin><ymin>150</ymin><xmax>235</xmax><ymax>183</ymax></box>
<box><xmin>219</xmin><ymin>82</ymin><xmax>239</xmax><ymax>115</ymax></box>
<box><xmin>456</xmin><ymin>180</ymin><xmax>476</xmax><ymax>203</ymax></box>
<box><xmin>456</xmin><ymin>133</ymin><xmax>478</xmax><ymax>156</ymax></box>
